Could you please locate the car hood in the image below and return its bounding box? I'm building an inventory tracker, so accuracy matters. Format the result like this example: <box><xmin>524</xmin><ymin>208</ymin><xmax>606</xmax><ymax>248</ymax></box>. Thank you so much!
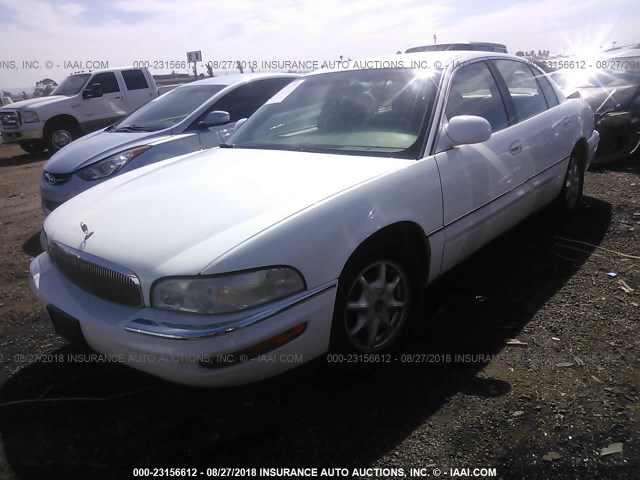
<box><xmin>0</xmin><ymin>96</ymin><xmax>67</xmax><ymax>110</ymax></box>
<box><xmin>44</xmin><ymin>128</ymin><xmax>168</xmax><ymax>173</ymax></box>
<box><xmin>44</xmin><ymin>148</ymin><xmax>409</xmax><ymax>279</ymax></box>
<box><xmin>578</xmin><ymin>85</ymin><xmax>639</xmax><ymax>112</ymax></box>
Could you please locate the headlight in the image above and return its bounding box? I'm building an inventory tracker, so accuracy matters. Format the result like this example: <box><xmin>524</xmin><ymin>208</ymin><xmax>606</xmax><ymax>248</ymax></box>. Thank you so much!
<box><xmin>76</xmin><ymin>146</ymin><xmax>150</xmax><ymax>180</ymax></box>
<box><xmin>22</xmin><ymin>111</ymin><xmax>39</xmax><ymax>123</ymax></box>
<box><xmin>151</xmin><ymin>267</ymin><xmax>306</xmax><ymax>314</ymax></box>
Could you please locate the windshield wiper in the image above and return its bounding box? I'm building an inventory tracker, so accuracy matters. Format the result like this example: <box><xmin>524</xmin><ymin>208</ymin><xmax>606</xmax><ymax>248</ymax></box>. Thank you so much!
<box><xmin>115</xmin><ymin>125</ymin><xmax>156</xmax><ymax>132</ymax></box>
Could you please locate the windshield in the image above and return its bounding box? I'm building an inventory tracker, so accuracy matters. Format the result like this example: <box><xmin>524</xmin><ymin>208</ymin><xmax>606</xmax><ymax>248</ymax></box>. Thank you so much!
<box><xmin>115</xmin><ymin>84</ymin><xmax>225</xmax><ymax>131</ymax></box>
<box><xmin>228</xmin><ymin>69</ymin><xmax>439</xmax><ymax>158</ymax></box>
<box><xmin>51</xmin><ymin>74</ymin><xmax>91</xmax><ymax>96</ymax></box>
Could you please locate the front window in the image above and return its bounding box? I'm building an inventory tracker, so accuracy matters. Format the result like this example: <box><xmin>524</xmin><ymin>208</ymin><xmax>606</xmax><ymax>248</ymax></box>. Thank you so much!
<box><xmin>115</xmin><ymin>85</ymin><xmax>225</xmax><ymax>132</ymax></box>
<box><xmin>51</xmin><ymin>74</ymin><xmax>90</xmax><ymax>96</ymax></box>
<box><xmin>228</xmin><ymin>69</ymin><xmax>439</xmax><ymax>159</ymax></box>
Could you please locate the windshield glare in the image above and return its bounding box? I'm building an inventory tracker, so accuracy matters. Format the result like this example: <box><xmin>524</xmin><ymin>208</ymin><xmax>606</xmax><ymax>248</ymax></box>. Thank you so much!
<box><xmin>51</xmin><ymin>74</ymin><xmax>91</xmax><ymax>96</ymax></box>
<box><xmin>553</xmin><ymin>68</ymin><xmax>640</xmax><ymax>89</ymax></box>
<box><xmin>116</xmin><ymin>85</ymin><xmax>225</xmax><ymax>131</ymax></box>
<box><xmin>229</xmin><ymin>69</ymin><xmax>439</xmax><ymax>158</ymax></box>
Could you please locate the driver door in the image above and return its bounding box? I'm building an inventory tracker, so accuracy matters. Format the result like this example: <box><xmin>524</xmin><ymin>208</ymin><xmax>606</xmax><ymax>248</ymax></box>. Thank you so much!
<box><xmin>434</xmin><ymin>60</ymin><xmax>532</xmax><ymax>272</ymax></box>
<box><xmin>79</xmin><ymin>72</ymin><xmax>127</xmax><ymax>131</ymax></box>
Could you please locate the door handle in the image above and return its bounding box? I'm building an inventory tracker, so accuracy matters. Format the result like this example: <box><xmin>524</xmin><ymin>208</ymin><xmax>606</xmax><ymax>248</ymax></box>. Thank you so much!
<box><xmin>562</xmin><ymin>116</ymin><xmax>572</xmax><ymax>126</ymax></box>
<box><xmin>115</xmin><ymin>96</ymin><xmax>123</xmax><ymax>100</ymax></box>
<box><xmin>509</xmin><ymin>141</ymin><xmax>523</xmax><ymax>155</ymax></box>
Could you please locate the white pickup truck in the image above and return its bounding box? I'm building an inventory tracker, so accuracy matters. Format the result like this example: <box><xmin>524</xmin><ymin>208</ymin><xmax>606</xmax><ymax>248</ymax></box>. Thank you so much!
<box><xmin>0</xmin><ymin>67</ymin><xmax>158</xmax><ymax>153</ymax></box>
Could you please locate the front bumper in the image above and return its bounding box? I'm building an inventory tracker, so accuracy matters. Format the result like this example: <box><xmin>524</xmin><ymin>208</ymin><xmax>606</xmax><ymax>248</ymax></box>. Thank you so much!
<box><xmin>586</xmin><ymin>129</ymin><xmax>600</xmax><ymax>170</ymax></box>
<box><xmin>0</xmin><ymin>123</ymin><xmax>44</xmax><ymax>143</ymax></box>
<box><xmin>29</xmin><ymin>253</ymin><xmax>336</xmax><ymax>386</ymax></box>
<box><xmin>40</xmin><ymin>173</ymin><xmax>98</xmax><ymax>216</ymax></box>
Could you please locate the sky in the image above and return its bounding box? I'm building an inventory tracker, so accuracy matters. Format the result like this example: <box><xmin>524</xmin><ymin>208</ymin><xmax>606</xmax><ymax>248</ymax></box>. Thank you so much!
<box><xmin>0</xmin><ymin>0</ymin><xmax>639</xmax><ymax>91</ymax></box>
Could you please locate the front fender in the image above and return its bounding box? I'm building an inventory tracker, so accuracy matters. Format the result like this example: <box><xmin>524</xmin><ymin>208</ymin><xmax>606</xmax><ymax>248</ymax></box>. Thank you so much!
<box><xmin>203</xmin><ymin>157</ymin><xmax>444</xmax><ymax>289</ymax></box>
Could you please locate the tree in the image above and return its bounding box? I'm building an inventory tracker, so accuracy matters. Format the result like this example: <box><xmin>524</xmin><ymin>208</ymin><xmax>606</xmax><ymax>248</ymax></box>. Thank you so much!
<box><xmin>206</xmin><ymin>63</ymin><xmax>214</xmax><ymax>77</ymax></box>
<box><xmin>515</xmin><ymin>51</ymin><xmax>525</xmax><ymax>56</ymax></box>
<box><xmin>236</xmin><ymin>60</ymin><xmax>244</xmax><ymax>74</ymax></box>
<box><xmin>1</xmin><ymin>91</ymin><xmax>12</xmax><ymax>99</ymax></box>
<box><xmin>33</xmin><ymin>78</ymin><xmax>57</xmax><ymax>97</ymax></box>
<box><xmin>21</xmin><ymin>91</ymin><xmax>28</xmax><ymax>100</ymax></box>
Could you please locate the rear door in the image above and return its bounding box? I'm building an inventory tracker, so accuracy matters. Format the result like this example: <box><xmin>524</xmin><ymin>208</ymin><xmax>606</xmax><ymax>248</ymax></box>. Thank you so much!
<box><xmin>121</xmin><ymin>69</ymin><xmax>155</xmax><ymax>111</ymax></box>
<box><xmin>491</xmin><ymin>59</ymin><xmax>573</xmax><ymax>209</ymax></box>
<box><xmin>491</xmin><ymin>59</ymin><xmax>567</xmax><ymax>174</ymax></box>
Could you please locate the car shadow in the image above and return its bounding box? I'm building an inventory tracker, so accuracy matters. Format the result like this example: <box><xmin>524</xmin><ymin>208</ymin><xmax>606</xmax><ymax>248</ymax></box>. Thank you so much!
<box><xmin>22</xmin><ymin>232</ymin><xmax>44</xmax><ymax>258</ymax></box>
<box><xmin>0</xmin><ymin>196</ymin><xmax>612</xmax><ymax>479</ymax></box>
<box><xmin>0</xmin><ymin>150</ymin><xmax>49</xmax><ymax>168</ymax></box>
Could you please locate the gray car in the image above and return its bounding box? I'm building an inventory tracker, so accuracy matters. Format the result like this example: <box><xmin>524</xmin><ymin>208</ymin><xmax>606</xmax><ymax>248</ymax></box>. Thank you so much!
<box><xmin>40</xmin><ymin>73</ymin><xmax>299</xmax><ymax>214</ymax></box>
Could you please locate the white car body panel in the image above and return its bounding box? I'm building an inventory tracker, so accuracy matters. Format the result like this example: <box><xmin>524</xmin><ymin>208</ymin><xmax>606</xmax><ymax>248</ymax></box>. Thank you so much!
<box><xmin>43</xmin><ymin>148</ymin><xmax>415</xmax><ymax>296</ymax></box>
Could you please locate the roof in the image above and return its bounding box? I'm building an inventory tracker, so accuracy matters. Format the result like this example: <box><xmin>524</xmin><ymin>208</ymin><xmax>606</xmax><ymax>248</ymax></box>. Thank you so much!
<box><xmin>176</xmin><ymin>72</ymin><xmax>301</xmax><ymax>87</ymax></box>
<box><xmin>306</xmin><ymin>51</ymin><xmax>521</xmax><ymax>76</ymax></box>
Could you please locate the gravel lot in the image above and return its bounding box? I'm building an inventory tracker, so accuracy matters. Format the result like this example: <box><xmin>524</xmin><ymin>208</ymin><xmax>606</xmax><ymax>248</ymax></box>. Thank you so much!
<box><xmin>0</xmin><ymin>143</ymin><xmax>638</xmax><ymax>480</ymax></box>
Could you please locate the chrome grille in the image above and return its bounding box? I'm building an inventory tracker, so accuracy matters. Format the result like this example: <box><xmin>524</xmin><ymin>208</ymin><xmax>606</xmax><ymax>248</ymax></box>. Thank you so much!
<box><xmin>49</xmin><ymin>241</ymin><xmax>143</xmax><ymax>306</ymax></box>
<box><xmin>0</xmin><ymin>111</ymin><xmax>21</xmax><ymax>128</ymax></box>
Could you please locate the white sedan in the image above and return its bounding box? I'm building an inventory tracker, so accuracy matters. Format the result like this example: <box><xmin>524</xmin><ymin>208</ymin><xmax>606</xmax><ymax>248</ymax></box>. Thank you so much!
<box><xmin>29</xmin><ymin>51</ymin><xmax>599</xmax><ymax>386</ymax></box>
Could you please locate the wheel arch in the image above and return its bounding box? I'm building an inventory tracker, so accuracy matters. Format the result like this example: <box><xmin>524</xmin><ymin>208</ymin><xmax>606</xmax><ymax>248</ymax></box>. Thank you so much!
<box><xmin>339</xmin><ymin>221</ymin><xmax>431</xmax><ymax>287</ymax></box>
<box><xmin>572</xmin><ymin>137</ymin><xmax>589</xmax><ymax>172</ymax></box>
<box><xmin>43</xmin><ymin>114</ymin><xmax>81</xmax><ymax>133</ymax></box>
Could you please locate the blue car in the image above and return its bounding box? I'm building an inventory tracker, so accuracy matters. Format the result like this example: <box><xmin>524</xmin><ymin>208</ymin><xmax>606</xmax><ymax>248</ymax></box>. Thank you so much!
<box><xmin>40</xmin><ymin>73</ymin><xmax>299</xmax><ymax>214</ymax></box>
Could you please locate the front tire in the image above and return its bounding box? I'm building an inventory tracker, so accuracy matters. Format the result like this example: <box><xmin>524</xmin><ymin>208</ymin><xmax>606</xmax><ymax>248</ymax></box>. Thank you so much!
<box><xmin>330</xmin><ymin>246</ymin><xmax>420</xmax><ymax>354</ymax></box>
<box><xmin>44</xmin><ymin>121</ymin><xmax>78</xmax><ymax>152</ymax></box>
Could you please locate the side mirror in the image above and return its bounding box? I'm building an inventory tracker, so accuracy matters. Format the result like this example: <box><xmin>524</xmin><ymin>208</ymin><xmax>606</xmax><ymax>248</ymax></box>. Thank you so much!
<box><xmin>201</xmin><ymin>110</ymin><xmax>230</xmax><ymax>127</ymax></box>
<box><xmin>234</xmin><ymin>117</ymin><xmax>248</xmax><ymax>132</ymax></box>
<box><xmin>444</xmin><ymin>115</ymin><xmax>492</xmax><ymax>146</ymax></box>
<box><xmin>82</xmin><ymin>83</ymin><xmax>103</xmax><ymax>99</ymax></box>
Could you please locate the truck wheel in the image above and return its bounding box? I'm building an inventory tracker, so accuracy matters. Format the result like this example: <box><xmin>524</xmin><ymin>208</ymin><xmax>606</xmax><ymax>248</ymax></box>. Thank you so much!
<box><xmin>45</xmin><ymin>121</ymin><xmax>79</xmax><ymax>152</ymax></box>
<box><xmin>19</xmin><ymin>140</ymin><xmax>46</xmax><ymax>154</ymax></box>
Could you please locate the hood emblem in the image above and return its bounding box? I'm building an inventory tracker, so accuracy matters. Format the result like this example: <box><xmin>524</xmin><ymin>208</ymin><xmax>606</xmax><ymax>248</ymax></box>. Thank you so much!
<box><xmin>80</xmin><ymin>222</ymin><xmax>94</xmax><ymax>241</ymax></box>
<box><xmin>44</xmin><ymin>172</ymin><xmax>57</xmax><ymax>185</ymax></box>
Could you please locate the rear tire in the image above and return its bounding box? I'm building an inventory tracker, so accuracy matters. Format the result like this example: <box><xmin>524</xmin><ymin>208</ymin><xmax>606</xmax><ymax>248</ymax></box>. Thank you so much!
<box><xmin>329</xmin><ymin>244</ymin><xmax>421</xmax><ymax>356</ymax></box>
<box><xmin>554</xmin><ymin>152</ymin><xmax>584</xmax><ymax>217</ymax></box>
<box><xmin>19</xmin><ymin>140</ymin><xmax>46</xmax><ymax>154</ymax></box>
<box><xmin>44</xmin><ymin>120</ymin><xmax>79</xmax><ymax>152</ymax></box>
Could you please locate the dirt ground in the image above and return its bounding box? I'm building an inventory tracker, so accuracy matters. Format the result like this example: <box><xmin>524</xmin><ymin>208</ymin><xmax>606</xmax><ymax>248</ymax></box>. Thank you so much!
<box><xmin>0</xmin><ymin>142</ymin><xmax>638</xmax><ymax>480</ymax></box>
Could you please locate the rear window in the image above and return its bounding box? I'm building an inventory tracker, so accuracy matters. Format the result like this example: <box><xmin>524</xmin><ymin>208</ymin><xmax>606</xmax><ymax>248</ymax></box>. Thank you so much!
<box><xmin>530</xmin><ymin>66</ymin><xmax>559</xmax><ymax>108</ymax></box>
<box><xmin>493</xmin><ymin>60</ymin><xmax>548</xmax><ymax>122</ymax></box>
<box><xmin>122</xmin><ymin>70</ymin><xmax>149</xmax><ymax>91</ymax></box>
